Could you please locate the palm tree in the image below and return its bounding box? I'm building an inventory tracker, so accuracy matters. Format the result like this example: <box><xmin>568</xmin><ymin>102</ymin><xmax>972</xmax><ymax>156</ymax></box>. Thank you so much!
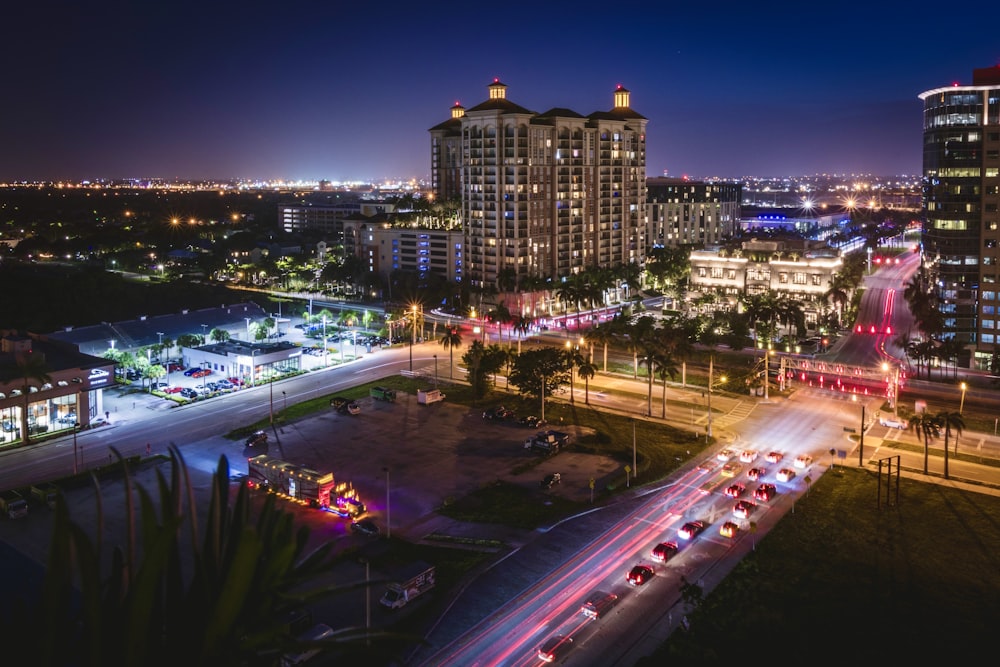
<box><xmin>577</xmin><ymin>356</ymin><xmax>597</xmax><ymax>405</ymax></box>
<box><xmin>908</xmin><ymin>411</ymin><xmax>941</xmax><ymax>475</ymax></box>
<box><xmin>935</xmin><ymin>410</ymin><xmax>965</xmax><ymax>479</ymax></box>
<box><xmin>7</xmin><ymin>447</ymin><xmax>388</xmax><ymax>664</ymax></box>
<box><xmin>13</xmin><ymin>349</ymin><xmax>52</xmax><ymax>443</ymax></box>
<box><xmin>439</xmin><ymin>327</ymin><xmax>463</xmax><ymax>380</ymax></box>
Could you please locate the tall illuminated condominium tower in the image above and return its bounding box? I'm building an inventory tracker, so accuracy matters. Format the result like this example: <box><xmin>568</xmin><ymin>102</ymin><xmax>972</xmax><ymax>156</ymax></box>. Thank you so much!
<box><xmin>429</xmin><ymin>79</ymin><xmax>648</xmax><ymax>292</ymax></box>
<box><xmin>920</xmin><ymin>65</ymin><xmax>1000</xmax><ymax>370</ymax></box>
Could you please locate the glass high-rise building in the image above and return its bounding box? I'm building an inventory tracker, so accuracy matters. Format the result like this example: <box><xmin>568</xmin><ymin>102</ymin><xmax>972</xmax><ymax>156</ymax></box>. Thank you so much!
<box><xmin>919</xmin><ymin>65</ymin><xmax>1000</xmax><ymax>370</ymax></box>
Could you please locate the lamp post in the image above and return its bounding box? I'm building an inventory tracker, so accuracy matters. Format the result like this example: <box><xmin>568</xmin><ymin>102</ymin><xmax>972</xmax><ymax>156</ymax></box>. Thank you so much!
<box><xmin>321</xmin><ymin>315</ymin><xmax>328</xmax><ymax>368</ymax></box>
<box><xmin>565</xmin><ymin>341</ymin><xmax>575</xmax><ymax>404</ymax></box>
<box><xmin>434</xmin><ymin>355</ymin><xmax>438</xmax><ymax>388</ymax></box>
<box><xmin>383</xmin><ymin>466</ymin><xmax>390</xmax><ymax>539</ymax></box>
<box><xmin>282</xmin><ymin>390</ymin><xmax>287</xmax><ymax>413</ymax></box>
<box><xmin>156</xmin><ymin>332</ymin><xmax>164</xmax><ymax>359</ymax></box>
<box><xmin>409</xmin><ymin>305</ymin><xmax>417</xmax><ymax>372</ymax></box>
<box><xmin>201</xmin><ymin>361</ymin><xmax>209</xmax><ymax>395</ymax></box>
<box><xmin>854</xmin><ymin>395</ymin><xmax>866</xmax><ymax>466</ymax></box>
<box><xmin>244</xmin><ymin>317</ymin><xmax>251</xmax><ymax>342</ymax></box>
<box><xmin>269</xmin><ymin>374</ymin><xmax>274</xmax><ymax>425</ymax></box>
<box><xmin>706</xmin><ymin>356</ymin><xmax>727</xmax><ymax>440</ymax></box>
<box><xmin>763</xmin><ymin>349</ymin><xmax>769</xmax><ymax>400</ymax></box>
<box><xmin>959</xmin><ymin>382</ymin><xmax>967</xmax><ymax>414</ymax></box>
<box><xmin>73</xmin><ymin>421</ymin><xmax>80</xmax><ymax>475</ymax></box>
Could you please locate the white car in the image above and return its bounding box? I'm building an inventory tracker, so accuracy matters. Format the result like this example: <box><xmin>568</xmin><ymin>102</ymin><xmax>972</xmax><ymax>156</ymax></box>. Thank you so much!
<box><xmin>716</xmin><ymin>448</ymin><xmax>735</xmax><ymax>461</ymax></box>
<box><xmin>880</xmin><ymin>417</ymin><xmax>906</xmax><ymax>429</ymax></box>
<box><xmin>739</xmin><ymin>449</ymin><xmax>759</xmax><ymax>463</ymax></box>
<box><xmin>794</xmin><ymin>455</ymin><xmax>813</xmax><ymax>469</ymax></box>
<box><xmin>776</xmin><ymin>468</ymin><xmax>796</xmax><ymax>482</ymax></box>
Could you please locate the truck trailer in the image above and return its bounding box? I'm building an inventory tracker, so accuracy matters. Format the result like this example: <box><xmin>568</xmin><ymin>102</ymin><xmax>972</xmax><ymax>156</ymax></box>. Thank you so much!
<box><xmin>247</xmin><ymin>455</ymin><xmax>365</xmax><ymax>516</ymax></box>
<box><xmin>247</xmin><ymin>455</ymin><xmax>336</xmax><ymax>509</ymax></box>
<box><xmin>379</xmin><ymin>562</ymin><xmax>435</xmax><ymax>610</ymax></box>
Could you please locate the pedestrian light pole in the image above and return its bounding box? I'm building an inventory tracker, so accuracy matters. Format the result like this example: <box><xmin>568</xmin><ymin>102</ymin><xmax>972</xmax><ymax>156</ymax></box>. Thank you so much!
<box><xmin>959</xmin><ymin>382</ymin><xmax>967</xmax><ymax>414</ymax></box>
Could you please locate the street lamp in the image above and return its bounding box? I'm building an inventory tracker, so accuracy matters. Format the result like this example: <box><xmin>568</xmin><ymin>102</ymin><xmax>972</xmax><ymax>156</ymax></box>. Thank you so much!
<box><xmin>959</xmin><ymin>382</ymin><xmax>967</xmax><ymax>414</ymax></box>
<box><xmin>321</xmin><ymin>315</ymin><xmax>328</xmax><ymax>367</ymax></box>
<box><xmin>73</xmin><ymin>421</ymin><xmax>80</xmax><ymax>475</ymax></box>
<box><xmin>434</xmin><ymin>355</ymin><xmax>438</xmax><ymax>387</ymax></box>
<box><xmin>706</xmin><ymin>355</ymin><xmax>727</xmax><ymax>440</ymax></box>
<box><xmin>282</xmin><ymin>390</ymin><xmax>287</xmax><ymax>412</ymax></box>
<box><xmin>409</xmin><ymin>305</ymin><xmax>417</xmax><ymax>372</ymax></box>
<box><xmin>244</xmin><ymin>317</ymin><xmax>251</xmax><ymax>341</ymax></box>
<box><xmin>565</xmin><ymin>340</ymin><xmax>576</xmax><ymax>404</ymax></box>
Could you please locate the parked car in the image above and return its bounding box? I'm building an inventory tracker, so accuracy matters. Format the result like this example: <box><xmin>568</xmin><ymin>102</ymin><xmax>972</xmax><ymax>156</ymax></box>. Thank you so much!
<box><xmin>183</xmin><ymin>368</ymin><xmax>198</xmax><ymax>377</ymax></box>
<box><xmin>179</xmin><ymin>388</ymin><xmax>198</xmax><ymax>399</ymax></box>
<box><xmin>482</xmin><ymin>405</ymin><xmax>514</xmax><ymax>420</ymax></box>
<box><xmin>519</xmin><ymin>415</ymin><xmax>547</xmax><ymax>428</ymax></box>
<box><xmin>541</xmin><ymin>472</ymin><xmax>561</xmax><ymax>489</ymax></box>
<box><xmin>350</xmin><ymin>519</ymin><xmax>379</xmax><ymax>537</ymax></box>
<box><xmin>245</xmin><ymin>431</ymin><xmax>268</xmax><ymax>449</ymax></box>
<box><xmin>167</xmin><ymin>363</ymin><xmax>184</xmax><ymax>372</ymax></box>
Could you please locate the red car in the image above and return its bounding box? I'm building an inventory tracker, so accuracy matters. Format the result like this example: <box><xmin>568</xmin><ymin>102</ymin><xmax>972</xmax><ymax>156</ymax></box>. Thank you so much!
<box><xmin>164</xmin><ymin>386</ymin><xmax>183</xmax><ymax>394</ymax></box>
<box><xmin>754</xmin><ymin>483</ymin><xmax>777</xmax><ymax>502</ymax></box>
<box><xmin>167</xmin><ymin>363</ymin><xmax>185</xmax><ymax>372</ymax></box>
<box><xmin>227</xmin><ymin>377</ymin><xmax>244</xmax><ymax>386</ymax></box>
<box><xmin>192</xmin><ymin>369</ymin><xmax>212</xmax><ymax>378</ymax></box>
<box><xmin>724</xmin><ymin>483</ymin><xmax>746</xmax><ymax>498</ymax></box>
<box><xmin>651</xmin><ymin>541</ymin><xmax>679</xmax><ymax>563</ymax></box>
<box><xmin>626</xmin><ymin>564</ymin><xmax>655</xmax><ymax>586</ymax></box>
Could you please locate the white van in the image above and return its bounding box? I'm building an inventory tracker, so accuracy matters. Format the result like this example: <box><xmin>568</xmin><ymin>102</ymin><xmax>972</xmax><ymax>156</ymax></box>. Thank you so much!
<box><xmin>280</xmin><ymin>623</ymin><xmax>334</xmax><ymax>666</ymax></box>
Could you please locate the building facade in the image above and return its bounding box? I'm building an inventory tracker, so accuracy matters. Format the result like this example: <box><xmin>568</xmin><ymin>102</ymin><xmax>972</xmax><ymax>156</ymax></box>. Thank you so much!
<box><xmin>429</xmin><ymin>79</ymin><xmax>648</xmax><ymax>291</ymax></box>
<box><xmin>646</xmin><ymin>177</ymin><xmax>741</xmax><ymax>247</ymax></box>
<box><xmin>343</xmin><ymin>220</ymin><xmax>464</xmax><ymax>286</ymax></box>
<box><xmin>0</xmin><ymin>332</ymin><xmax>116</xmax><ymax>449</ymax></box>
<box><xmin>919</xmin><ymin>65</ymin><xmax>1000</xmax><ymax>369</ymax></box>
<box><xmin>688</xmin><ymin>239</ymin><xmax>843</xmax><ymax>327</ymax></box>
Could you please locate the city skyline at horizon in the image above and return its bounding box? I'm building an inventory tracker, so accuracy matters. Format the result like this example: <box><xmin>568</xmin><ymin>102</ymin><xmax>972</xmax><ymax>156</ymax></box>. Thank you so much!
<box><xmin>4</xmin><ymin>2</ymin><xmax>999</xmax><ymax>183</ymax></box>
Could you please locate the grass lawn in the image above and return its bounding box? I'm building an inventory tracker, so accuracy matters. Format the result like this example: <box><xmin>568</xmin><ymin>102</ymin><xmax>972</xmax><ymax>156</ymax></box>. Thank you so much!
<box><xmin>641</xmin><ymin>466</ymin><xmax>1000</xmax><ymax>663</ymax></box>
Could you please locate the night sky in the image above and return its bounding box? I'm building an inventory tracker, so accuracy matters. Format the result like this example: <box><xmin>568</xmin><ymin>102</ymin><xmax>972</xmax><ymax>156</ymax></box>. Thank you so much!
<box><xmin>4</xmin><ymin>1</ymin><xmax>999</xmax><ymax>183</ymax></box>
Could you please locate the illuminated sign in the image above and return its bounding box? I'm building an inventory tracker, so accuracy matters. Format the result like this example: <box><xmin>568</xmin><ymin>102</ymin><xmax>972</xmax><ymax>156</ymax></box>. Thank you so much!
<box><xmin>88</xmin><ymin>367</ymin><xmax>112</xmax><ymax>387</ymax></box>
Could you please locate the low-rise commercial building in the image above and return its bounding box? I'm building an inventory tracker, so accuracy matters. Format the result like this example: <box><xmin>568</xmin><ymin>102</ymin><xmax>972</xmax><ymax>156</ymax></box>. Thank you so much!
<box><xmin>0</xmin><ymin>331</ymin><xmax>116</xmax><ymax>449</ymax></box>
